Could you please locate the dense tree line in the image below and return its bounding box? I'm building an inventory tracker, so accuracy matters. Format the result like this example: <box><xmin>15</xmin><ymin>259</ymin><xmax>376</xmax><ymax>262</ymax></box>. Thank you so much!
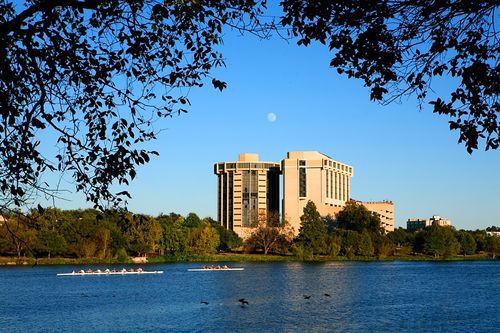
<box><xmin>245</xmin><ymin>201</ymin><xmax>500</xmax><ymax>260</ymax></box>
<box><xmin>1</xmin><ymin>202</ymin><xmax>499</xmax><ymax>261</ymax></box>
<box><xmin>0</xmin><ymin>209</ymin><xmax>241</xmax><ymax>260</ymax></box>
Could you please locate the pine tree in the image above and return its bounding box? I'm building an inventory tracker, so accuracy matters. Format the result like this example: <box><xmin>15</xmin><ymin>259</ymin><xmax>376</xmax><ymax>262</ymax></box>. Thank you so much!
<box><xmin>297</xmin><ymin>201</ymin><xmax>327</xmax><ymax>255</ymax></box>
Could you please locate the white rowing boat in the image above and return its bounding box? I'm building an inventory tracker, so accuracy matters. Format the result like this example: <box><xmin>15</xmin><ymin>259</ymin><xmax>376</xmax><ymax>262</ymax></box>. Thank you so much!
<box><xmin>56</xmin><ymin>271</ymin><xmax>163</xmax><ymax>276</ymax></box>
<box><xmin>187</xmin><ymin>268</ymin><xmax>244</xmax><ymax>272</ymax></box>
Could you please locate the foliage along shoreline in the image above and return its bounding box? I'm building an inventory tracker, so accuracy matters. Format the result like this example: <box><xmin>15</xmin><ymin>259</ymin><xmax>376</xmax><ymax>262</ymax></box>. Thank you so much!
<box><xmin>1</xmin><ymin>201</ymin><xmax>499</xmax><ymax>266</ymax></box>
<box><xmin>0</xmin><ymin>252</ymin><xmax>496</xmax><ymax>267</ymax></box>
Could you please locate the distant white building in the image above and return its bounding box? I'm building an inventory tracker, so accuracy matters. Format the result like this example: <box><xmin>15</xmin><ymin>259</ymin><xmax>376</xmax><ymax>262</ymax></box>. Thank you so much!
<box><xmin>429</xmin><ymin>215</ymin><xmax>451</xmax><ymax>227</ymax></box>
<box><xmin>407</xmin><ymin>215</ymin><xmax>452</xmax><ymax>231</ymax></box>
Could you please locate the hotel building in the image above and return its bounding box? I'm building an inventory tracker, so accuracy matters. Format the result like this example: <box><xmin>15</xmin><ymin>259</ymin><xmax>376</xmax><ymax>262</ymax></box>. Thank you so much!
<box><xmin>215</xmin><ymin>151</ymin><xmax>394</xmax><ymax>238</ymax></box>
<box><xmin>214</xmin><ymin>154</ymin><xmax>280</xmax><ymax>238</ymax></box>
<box><xmin>281</xmin><ymin>151</ymin><xmax>354</xmax><ymax>234</ymax></box>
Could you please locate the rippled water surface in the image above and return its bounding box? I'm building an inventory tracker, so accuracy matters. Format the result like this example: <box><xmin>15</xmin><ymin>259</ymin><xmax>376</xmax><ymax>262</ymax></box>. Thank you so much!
<box><xmin>0</xmin><ymin>261</ymin><xmax>499</xmax><ymax>332</ymax></box>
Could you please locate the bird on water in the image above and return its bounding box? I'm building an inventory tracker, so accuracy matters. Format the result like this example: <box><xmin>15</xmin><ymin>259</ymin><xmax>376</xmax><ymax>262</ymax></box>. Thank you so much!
<box><xmin>238</xmin><ymin>298</ymin><xmax>249</xmax><ymax>306</ymax></box>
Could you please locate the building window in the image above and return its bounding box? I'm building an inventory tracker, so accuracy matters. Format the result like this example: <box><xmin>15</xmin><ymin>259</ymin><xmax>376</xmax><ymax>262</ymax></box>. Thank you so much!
<box><xmin>299</xmin><ymin>167</ymin><xmax>307</xmax><ymax>197</ymax></box>
<box><xmin>326</xmin><ymin>171</ymin><xmax>329</xmax><ymax>198</ymax></box>
<box><xmin>342</xmin><ymin>174</ymin><xmax>346</xmax><ymax>201</ymax></box>
<box><xmin>299</xmin><ymin>160</ymin><xmax>306</xmax><ymax>166</ymax></box>
<box><xmin>334</xmin><ymin>173</ymin><xmax>338</xmax><ymax>200</ymax></box>
<box><xmin>330</xmin><ymin>170</ymin><xmax>333</xmax><ymax>199</ymax></box>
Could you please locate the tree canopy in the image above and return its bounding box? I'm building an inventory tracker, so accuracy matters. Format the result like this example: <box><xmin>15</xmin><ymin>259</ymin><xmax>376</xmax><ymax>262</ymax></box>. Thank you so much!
<box><xmin>0</xmin><ymin>0</ymin><xmax>267</xmax><ymax>209</ymax></box>
<box><xmin>1</xmin><ymin>0</ymin><xmax>497</xmax><ymax>211</ymax></box>
<box><xmin>335</xmin><ymin>201</ymin><xmax>382</xmax><ymax>233</ymax></box>
<box><xmin>281</xmin><ymin>0</ymin><xmax>499</xmax><ymax>153</ymax></box>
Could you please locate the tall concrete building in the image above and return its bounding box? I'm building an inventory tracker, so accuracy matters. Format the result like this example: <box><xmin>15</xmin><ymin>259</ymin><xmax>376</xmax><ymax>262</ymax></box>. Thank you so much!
<box><xmin>281</xmin><ymin>151</ymin><xmax>354</xmax><ymax>234</ymax></box>
<box><xmin>215</xmin><ymin>151</ymin><xmax>394</xmax><ymax>238</ymax></box>
<box><xmin>214</xmin><ymin>154</ymin><xmax>280</xmax><ymax>238</ymax></box>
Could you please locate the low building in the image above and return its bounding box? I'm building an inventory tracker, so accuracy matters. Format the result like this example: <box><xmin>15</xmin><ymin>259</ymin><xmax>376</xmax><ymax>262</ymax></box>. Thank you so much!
<box><xmin>429</xmin><ymin>215</ymin><xmax>451</xmax><ymax>227</ymax></box>
<box><xmin>407</xmin><ymin>215</ymin><xmax>452</xmax><ymax>231</ymax></box>
<box><xmin>360</xmin><ymin>201</ymin><xmax>395</xmax><ymax>233</ymax></box>
<box><xmin>407</xmin><ymin>218</ymin><xmax>431</xmax><ymax>231</ymax></box>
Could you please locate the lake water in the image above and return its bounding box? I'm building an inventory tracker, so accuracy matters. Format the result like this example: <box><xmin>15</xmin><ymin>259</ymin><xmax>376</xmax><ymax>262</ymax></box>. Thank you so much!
<box><xmin>0</xmin><ymin>261</ymin><xmax>498</xmax><ymax>332</ymax></box>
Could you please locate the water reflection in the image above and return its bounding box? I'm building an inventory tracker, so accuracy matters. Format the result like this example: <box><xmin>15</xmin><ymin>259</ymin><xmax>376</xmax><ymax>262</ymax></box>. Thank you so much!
<box><xmin>0</xmin><ymin>261</ymin><xmax>498</xmax><ymax>332</ymax></box>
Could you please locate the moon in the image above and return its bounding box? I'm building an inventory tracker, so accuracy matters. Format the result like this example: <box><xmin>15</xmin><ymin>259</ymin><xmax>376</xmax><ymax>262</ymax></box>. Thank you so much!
<box><xmin>267</xmin><ymin>112</ymin><xmax>277</xmax><ymax>122</ymax></box>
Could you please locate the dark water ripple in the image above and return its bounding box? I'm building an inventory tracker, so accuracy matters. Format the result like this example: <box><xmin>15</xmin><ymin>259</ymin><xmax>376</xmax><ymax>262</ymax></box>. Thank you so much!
<box><xmin>0</xmin><ymin>261</ymin><xmax>498</xmax><ymax>332</ymax></box>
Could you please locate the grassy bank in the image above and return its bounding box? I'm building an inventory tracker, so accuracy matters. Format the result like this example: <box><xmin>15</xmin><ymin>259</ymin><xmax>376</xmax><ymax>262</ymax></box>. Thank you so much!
<box><xmin>1</xmin><ymin>252</ymin><xmax>496</xmax><ymax>266</ymax></box>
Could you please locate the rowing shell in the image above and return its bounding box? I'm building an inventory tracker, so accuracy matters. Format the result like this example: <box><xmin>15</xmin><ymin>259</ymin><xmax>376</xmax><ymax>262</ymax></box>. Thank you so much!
<box><xmin>56</xmin><ymin>271</ymin><xmax>163</xmax><ymax>276</ymax></box>
<box><xmin>187</xmin><ymin>268</ymin><xmax>244</xmax><ymax>272</ymax></box>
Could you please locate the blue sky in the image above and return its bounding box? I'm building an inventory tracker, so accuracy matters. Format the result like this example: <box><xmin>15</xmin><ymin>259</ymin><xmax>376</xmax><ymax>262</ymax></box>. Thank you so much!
<box><xmin>46</xmin><ymin>27</ymin><xmax>499</xmax><ymax>231</ymax></box>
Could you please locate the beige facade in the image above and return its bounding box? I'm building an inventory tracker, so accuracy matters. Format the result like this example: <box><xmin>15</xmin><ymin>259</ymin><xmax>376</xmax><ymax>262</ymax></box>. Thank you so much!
<box><xmin>430</xmin><ymin>215</ymin><xmax>451</xmax><ymax>227</ymax></box>
<box><xmin>215</xmin><ymin>151</ymin><xmax>395</xmax><ymax>238</ymax></box>
<box><xmin>282</xmin><ymin>151</ymin><xmax>354</xmax><ymax>235</ymax></box>
<box><xmin>214</xmin><ymin>154</ymin><xmax>280</xmax><ymax>239</ymax></box>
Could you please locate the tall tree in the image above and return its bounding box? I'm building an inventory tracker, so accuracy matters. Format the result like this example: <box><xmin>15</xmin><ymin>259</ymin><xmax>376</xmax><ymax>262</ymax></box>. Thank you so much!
<box><xmin>296</xmin><ymin>201</ymin><xmax>327</xmax><ymax>255</ymax></box>
<box><xmin>371</xmin><ymin>232</ymin><xmax>393</xmax><ymax>259</ymax></box>
<box><xmin>184</xmin><ymin>213</ymin><xmax>202</xmax><ymax>228</ymax></box>
<box><xmin>187</xmin><ymin>224</ymin><xmax>220</xmax><ymax>255</ymax></box>
<box><xmin>36</xmin><ymin>228</ymin><xmax>67</xmax><ymax>259</ymax></box>
<box><xmin>159</xmin><ymin>215</ymin><xmax>187</xmax><ymax>257</ymax></box>
<box><xmin>337</xmin><ymin>229</ymin><xmax>359</xmax><ymax>259</ymax></box>
<box><xmin>486</xmin><ymin>235</ymin><xmax>500</xmax><ymax>259</ymax></box>
<box><xmin>423</xmin><ymin>225</ymin><xmax>446</xmax><ymax>257</ymax></box>
<box><xmin>442</xmin><ymin>226</ymin><xmax>460</xmax><ymax>258</ymax></box>
<box><xmin>246</xmin><ymin>211</ymin><xmax>294</xmax><ymax>255</ymax></box>
<box><xmin>120</xmin><ymin>213</ymin><xmax>162</xmax><ymax>256</ymax></box>
<box><xmin>458</xmin><ymin>231</ymin><xmax>477</xmax><ymax>256</ymax></box>
<box><xmin>0</xmin><ymin>216</ymin><xmax>37</xmax><ymax>258</ymax></box>
<box><xmin>281</xmin><ymin>0</ymin><xmax>499</xmax><ymax>152</ymax></box>
<box><xmin>388</xmin><ymin>228</ymin><xmax>414</xmax><ymax>248</ymax></box>
<box><xmin>203</xmin><ymin>217</ymin><xmax>242</xmax><ymax>252</ymax></box>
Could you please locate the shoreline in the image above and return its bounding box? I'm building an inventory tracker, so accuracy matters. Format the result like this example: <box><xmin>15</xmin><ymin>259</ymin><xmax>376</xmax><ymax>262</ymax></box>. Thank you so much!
<box><xmin>0</xmin><ymin>253</ymin><xmax>496</xmax><ymax>266</ymax></box>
